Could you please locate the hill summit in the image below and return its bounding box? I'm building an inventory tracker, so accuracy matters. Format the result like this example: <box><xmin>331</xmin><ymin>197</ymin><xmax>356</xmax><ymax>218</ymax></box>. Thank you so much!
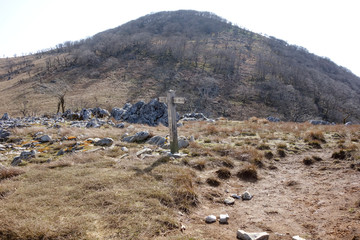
<box><xmin>0</xmin><ymin>10</ymin><xmax>359</xmax><ymax>123</ymax></box>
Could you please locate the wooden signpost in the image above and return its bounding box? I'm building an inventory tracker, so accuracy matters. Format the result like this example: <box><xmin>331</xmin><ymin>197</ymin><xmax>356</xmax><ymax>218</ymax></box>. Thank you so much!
<box><xmin>159</xmin><ymin>90</ymin><xmax>185</xmax><ymax>154</ymax></box>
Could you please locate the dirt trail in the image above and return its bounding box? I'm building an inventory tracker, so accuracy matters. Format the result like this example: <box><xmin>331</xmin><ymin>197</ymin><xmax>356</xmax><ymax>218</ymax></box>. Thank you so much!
<box><xmin>175</xmin><ymin>149</ymin><xmax>360</xmax><ymax>240</ymax></box>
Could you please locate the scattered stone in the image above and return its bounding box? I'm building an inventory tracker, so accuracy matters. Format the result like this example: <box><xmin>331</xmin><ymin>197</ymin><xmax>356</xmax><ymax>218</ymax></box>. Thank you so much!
<box><xmin>94</xmin><ymin>138</ymin><xmax>114</xmax><ymax>147</ymax></box>
<box><xmin>205</xmin><ymin>215</ymin><xmax>216</xmax><ymax>223</ymax></box>
<box><xmin>266</xmin><ymin>116</ymin><xmax>280</xmax><ymax>122</ymax></box>
<box><xmin>123</xmin><ymin>131</ymin><xmax>151</xmax><ymax>143</ymax></box>
<box><xmin>0</xmin><ymin>129</ymin><xmax>10</xmax><ymax>141</ymax></box>
<box><xmin>1</xmin><ymin>113</ymin><xmax>10</xmax><ymax>121</ymax></box>
<box><xmin>11</xmin><ymin>150</ymin><xmax>36</xmax><ymax>166</ymax></box>
<box><xmin>309</xmin><ymin>120</ymin><xmax>331</xmax><ymax>125</ymax></box>
<box><xmin>136</xmin><ymin>148</ymin><xmax>152</xmax><ymax>157</ymax></box>
<box><xmin>242</xmin><ymin>191</ymin><xmax>253</xmax><ymax>200</ymax></box>
<box><xmin>146</xmin><ymin>136</ymin><xmax>166</xmax><ymax>146</ymax></box>
<box><xmin>121</xmin><ymin>147</ymin><xmax>129</xmax><ymax>152</ymax></box>
<box><xmin>36</xmin><ymin>135</ymin><xmax>52</xmax><ymax>143</ymax></box>
<box><xmin>86</xmin><ymin>119</ymin><xmax>101</xmax><ymax>128</ymax></box>
<box><xmin>231</xmin><ymin>194</ymin><xmax>241</xmax><ymax>199</ymax></box>
<box><xmin>219</xmin><ymin>214</ymin><xmax>229</xmax><ymax>224</ymax></box>
<box><xmin>237</xmin><ymin>230</ymin><xmax>269</xmax><ymax>240</ymax></box>
<box><xmin>115</xmin><ymin>123</ymin><xmax>125</xmax><ymax>128</ymax></box>
<box><xmin>178</xmin><ymin>137</ymin><xmax>190</xmax><ymax>149</ymax></box>
<box><xmin>182</xmin><ymin>113</ymin><xmax>208</xmax><ymax>121</ymax></box>
<box><xmin>57</xmin><ymin>149</ymin><xmax>65</xmax><ymax>156</ymax></box>
<box><xmin>80</xmin><ymin>108</ymin><xmax>92</xmax><ymax>120</ymax></box>
<box><xmin>345</xmin><ymin>121</ymin><xmax>352</xmax><ymax>126</ymax></box>
<box><xmin>292</xmin><ymin>236</ymin><xmax>306</xmax><ymax>240</ymax></box>
<box><xmin>224</xmin><ymin>197</ymin><xmax>235</xmax><ymax>205</ymax></box>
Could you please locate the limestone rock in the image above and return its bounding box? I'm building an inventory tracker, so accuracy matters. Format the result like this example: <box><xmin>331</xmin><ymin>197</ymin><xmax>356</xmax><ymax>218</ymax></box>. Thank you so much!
<box><xmin>237</xmin><ymin>230</ymin><xmax>269</xmax><ymax>240</ymax></box>
<box><xmin>146</xmin><ymin>136</ymin><xmax>166</xmax><ymax>147</ymax></box>
<box><xmin>1</xmin><ymin>113</ymin><xmax>10</xmax><ymax>121</ymax></box>
<box><xmin>178</xmin><ymin>137</ymin><xmax>190</xmax><ymax>149</ymax></box>
<box><xmin>36</xmin><ymin>135</ymin><xmax>52</xmax><ymax>143</ymax></box>
<box><xmin>123</xmin><ymin>131</ymin><xmax>151</xmax><ymax>143</ymax></box>
<box><xmin>309</xmin><ymin>120</ymin><xmax>331</xmax><ymax>125</ymax></box>
<box><xmin>94</xmin><ymin>138</ymin><xmax>114</xmax><ymax>147</ymax></box>
<box><xmin>80</xmin><ymin>108</ymin><xmax>92</xmax><ymax>120</ymax></box>
<box><xmin>224</xmin><ymin>197</ymin><xmax>235</xmax><ymax>205</ymax></box>
<box><xmin>121</xmin><ymin>147</ymin><xmax>129</xmax><ymax>152</ymax></box>
<box><xmin>219</xmin><ymin>214</ymin><xmax>229</xmax><ymax>224</ymax></box>
<box><xmin>136</xmin><ymin>148</ymin><xmax>152</xmax><ymax>157</ymax></box>
<box><xmin>242</xmin><ymin>191</ymin><xmax>253</xmax><ymax>200</ymax></box>
<box><xmin>266</xmin><ymin>116</ymin><xmax>280</xmax><ymax>122</ymax></box>
<box><xmin>0</xmin><ymin>129</ymin><xmax>10</xmax><ymax>141</ymax></box>
<box><xmin>292</xmin><ymin>236</ymin><xmax>306</xmax><ymax>240</ymax></box>
<box><xmin>205</xmin><ymin>215</ymin><xmax>216</xmax><ymax>223</ymax></box>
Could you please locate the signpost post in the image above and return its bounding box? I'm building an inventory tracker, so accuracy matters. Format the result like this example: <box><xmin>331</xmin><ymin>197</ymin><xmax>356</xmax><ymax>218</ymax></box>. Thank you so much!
<box><xmin>159</xmin><ymin>90</ymin><xmax>185</xmax><ymax>154</ymax></box>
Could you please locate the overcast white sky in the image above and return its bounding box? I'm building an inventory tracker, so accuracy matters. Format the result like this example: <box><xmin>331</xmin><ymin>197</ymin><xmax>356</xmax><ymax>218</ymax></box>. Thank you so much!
<box><xmin>0</xmin><ymin>0</ymin><xmax>359</xmax><ymax>77</ymax></box>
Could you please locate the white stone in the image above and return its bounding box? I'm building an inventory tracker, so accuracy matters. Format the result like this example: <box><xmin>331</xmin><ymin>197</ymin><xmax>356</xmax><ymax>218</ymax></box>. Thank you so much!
<box><xmin>219</xmin><ymin>214</ymin><xmax>229</xmax><ymax>224</ymax></box>
<box><xmin>121</xmin><ymin>147</ymin><xmax>129</xmax><ymax>152</ymax></box>
<box><xmin>205</xmin><ymin>215</ymin><xmax>216</xmax><ymax>223</ymax></box>
<box><xmin>136</xmin><ymin>148</ymin><xmax>152</xmax><ymax>157</ymax></box>
<box><xmin>292</xmin><ymin>236</ymin><xmax>306</xmax><ymax>240</ymax></box>
<box><xmin>224</xmin><ymin>197</ymin><xmax>235</xmax><ymax>205</ymax></box>
<box><xmin>237</xmin><ymin>230</ymin><xmax>269</xmax><ymax>240</ymax></box>
<box><xmin>242</xmin><ymin>191</ymin><xmax>253</xmax><ymax>200</ymax></box>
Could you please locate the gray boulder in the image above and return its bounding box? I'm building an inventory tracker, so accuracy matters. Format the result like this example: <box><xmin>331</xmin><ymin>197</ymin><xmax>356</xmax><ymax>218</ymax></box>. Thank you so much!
<box><xmin>80</xmin><ymin>108</ymin><xmax>92</xmax><ymax>120</ymax></box>
<box><xmin>36</xmin><ymin>135</ymin><xmax>52</xmax><ymax>143</ymax></box>
<box><xmin>86</xmin><ymin>119</ymin><xmax>101</xmax><ymax>128</ymax></box>
<box><xmin>309</xmin><ymin>120</ymin><xmax>331</xmax><ymax>125</ymax></box>
<box><xmin>266</xmin><ymin>116</ymin><xmax>280</xmax><ymax>122</ymax></box>
<box><xmin>237</xmin><ymin>230</ymin><xmax>269</xmax><ymax>240</ymax></box>
<box><xmin>1</xmin><ymin>113</ymin><xmax>10</xmax><ymax>121</ymax></box>
<box><xmin>205</xmin><ymin>215</ymin><xmax>216</xmax><ymax>223</ymax></box>
<box><xmin>146</xmin><ymin>136</ymin><xmax>166</xmax><ymax>146</ymax></box>
<box><xmin>11</xmin><ymin>150</ymin><xmax>36</xmax><ymax>166</ymax></box>
<box><xmin>178</xmin><ymin>137</ymin><xmax>190</xmax><ymax>149</ymax></box>
<box><xmin>112</xmin><ymin>99</ymin><xmax>171</xmax><ymax>126</ymax></box>
<box><xmin>111</xmin><ymin>108</ymin><xmax>126</xmax><ymax>121</ymax></box>
<box><xmin>0</xmin><ymin>129</ymin><xmax>10</xmax><ymax>141</ymax></box>
<box><xmin>94</xmin><ymin>138</ymin><xmax>114</xmax><ymax>147</ymax></box>
<box><xmin>91</xmin><ymin>107</ymin><xmax>110</xmax><ymax>118</ymax></box>
<box><xmin>123</xmin><ymin>131</ymin><xmax>151</xmax><ymax>143</ymax></box>
<box><xmin>241</xmin><ymin>191</ymin><xmax>253</xmax><ymax>200</ymax></box>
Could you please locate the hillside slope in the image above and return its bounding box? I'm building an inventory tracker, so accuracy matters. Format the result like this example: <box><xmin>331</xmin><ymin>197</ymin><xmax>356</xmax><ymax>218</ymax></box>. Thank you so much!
<box><xmin>0</xmin><ymin>10</ymin><xmax>359</xmax><ymax>123</ymax></box>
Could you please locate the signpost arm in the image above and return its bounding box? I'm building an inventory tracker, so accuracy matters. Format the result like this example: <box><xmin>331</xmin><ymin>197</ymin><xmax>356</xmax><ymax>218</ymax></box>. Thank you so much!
<box><xmin>167</xmin><ymin>90</ymin><xmax>179</xmax><ymax>154</ymax></box>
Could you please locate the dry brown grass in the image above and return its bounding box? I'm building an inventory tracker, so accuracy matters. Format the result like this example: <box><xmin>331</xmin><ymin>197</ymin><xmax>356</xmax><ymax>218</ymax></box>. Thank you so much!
<box><xmin>237</xmin><ymin>164</ymin><xmax>258</xmax><ymax>182</ymax></box>
<box><xmin>0</xmin><ymin>167</ymin><xmax>25</xmax><ymax>181</ymax></box>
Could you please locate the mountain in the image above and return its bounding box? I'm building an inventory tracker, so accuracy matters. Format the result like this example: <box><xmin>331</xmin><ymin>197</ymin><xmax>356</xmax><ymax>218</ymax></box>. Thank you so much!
<box><xmin>1</xmin><ymin>10</ymin><xmax>359</xmax><ymax>123</ymax></box>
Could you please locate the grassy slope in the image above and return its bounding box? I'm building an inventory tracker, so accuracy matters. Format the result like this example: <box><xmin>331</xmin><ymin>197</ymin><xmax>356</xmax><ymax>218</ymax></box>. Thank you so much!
<box><xmin>0</xmin><ymin>119</ymin><xmax>359</xmax><ymax>239</ymax></box>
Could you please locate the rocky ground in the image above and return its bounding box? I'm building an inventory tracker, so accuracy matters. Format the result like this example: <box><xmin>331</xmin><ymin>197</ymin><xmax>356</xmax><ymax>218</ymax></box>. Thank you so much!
<box><xmin>0</xmin><ymin>113</ymin><xmax>359</xmax><ymax>240</ymax></box>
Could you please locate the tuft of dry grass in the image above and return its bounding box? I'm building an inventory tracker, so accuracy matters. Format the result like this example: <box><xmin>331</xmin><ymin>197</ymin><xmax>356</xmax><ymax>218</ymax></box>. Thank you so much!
<box><xmin>0</xmin><ymin>167</ymin><xmax>25</xmax><ymax>181</ymax></box>
<box><xmin>206</xmin><ymin>177</ymin><xmax>221</xmax><ymax>187</ymax></box>
<box><xmin>304</xmin><ymin>131</ymin><xmax>326</xmax><ymax>143</ymax></box>
<box><xmin>237</xmin><ymin>164</ymin><xmax>258</xmax><ymax>182</ymax></box>
<box><xmin>303</xmin><ymin>157</ymin><xmax>314</xmax><ymax>166</ymax></box>
<box><xmin>216</xmin><ymin>168</ymin><xmax>231</xmax><ymax>179</ymax></box>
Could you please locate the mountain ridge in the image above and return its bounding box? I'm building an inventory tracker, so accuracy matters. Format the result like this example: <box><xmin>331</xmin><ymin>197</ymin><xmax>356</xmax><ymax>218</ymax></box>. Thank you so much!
<box><xmin>0</xmin><ymin>10</ymin><xmax>359</xmax><ymax>123</ymax></box>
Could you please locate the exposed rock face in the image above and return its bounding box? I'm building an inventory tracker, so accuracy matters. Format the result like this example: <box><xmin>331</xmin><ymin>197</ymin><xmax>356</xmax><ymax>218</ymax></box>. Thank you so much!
<box><xmin>111</xmin><ymin>99</ymin><xmax>170</xmax><ymax>126</ymax></box>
